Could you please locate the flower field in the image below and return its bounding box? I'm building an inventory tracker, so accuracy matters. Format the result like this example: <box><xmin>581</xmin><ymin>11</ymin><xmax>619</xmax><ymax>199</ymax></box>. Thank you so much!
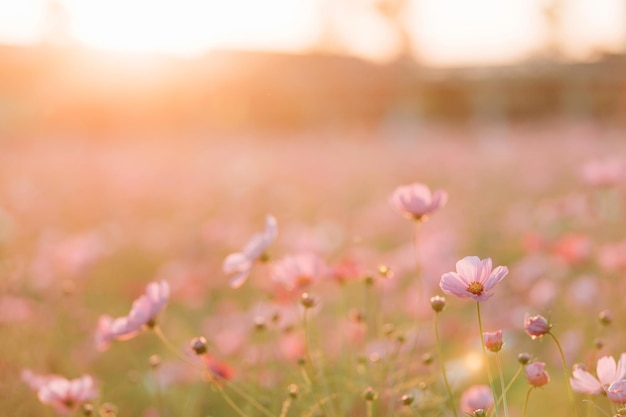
<box><xmin>2</xmin><ymin>124</ymin><xmax>626</xmax><ymax>417</ymax></box>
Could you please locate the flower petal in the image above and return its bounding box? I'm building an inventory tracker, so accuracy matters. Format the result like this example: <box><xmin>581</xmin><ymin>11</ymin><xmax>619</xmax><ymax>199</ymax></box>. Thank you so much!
<box><xmin>483</xmin><ymin>265</ymin><xmax>508</xmax><ymax>292</ymax></box>
<box><xmin>570</xmin><ymin>368</ymin><xmax>603</xmax><ymax>394</ymax></box>
<box><xmin>440</xmin><ymin>272</ymin><xmax>471</xmax><ymax>298</ymax></box>
<box><xmin>597</xmin><ymin>356</ymin><xmax>618</xmax><ymax>386</ymax></box>
<box><xmin>456</xmin><ymin>256</ymin><xmax>481</xmax><ymax>282</ymax></box>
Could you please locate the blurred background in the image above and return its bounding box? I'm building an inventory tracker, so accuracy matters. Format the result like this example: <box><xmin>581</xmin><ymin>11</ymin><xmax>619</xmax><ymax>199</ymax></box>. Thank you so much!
<box><xmin>1</xmin><ymin>0</ymin><xmax>626</xmax><ymax>137</ymax></box>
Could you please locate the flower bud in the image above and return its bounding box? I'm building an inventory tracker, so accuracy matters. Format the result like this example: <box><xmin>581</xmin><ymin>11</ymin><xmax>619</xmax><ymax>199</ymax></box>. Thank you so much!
<box><xmin>483</xmin><ymin>330</ymin><xmax>503</xmax><ymax>353</ymax></box>
<box><xmin>525</xmin><ymin>362</ymin><xmax>550</xmax><ymax>387</ymax></box>
<box><xmin>149</xmin><ymin>354</ymin><xmax>161</xmax><ymax>369</ymax></box>
<box><xmin>594</xmin><ymin>338</ymin><xmax>604</xmax><ymax>350</ymax></box>
<box><xmin>82</xmin><ymin>404</ymin><xmax>94</xmax><ymax>416</ymax></box>
<box><xmin>430</xmin><ymin>295</ymin><xmax>446</xmax><ymax>313</ymax></box>
<box><xmin>363</xmin><ymin>387</ymin><xmax>377</xmax><ymax>401</ymax></box>
<box><xmin>518</xmin><ymin>352</ymin><xmax>531</xmax><ymax>365</ymax></box>
<box><xmin>599</xmin><ymin>309</ymin><xmax>612</xmax><ymax>325</ymax></box>
<box><xmin>422</xmin><ymin>353</ymin><xmax>434</xmax><ymax>365</ymax></box>
<box><xmin>300</xmin><ymin>293</ymin><xmax>317</xmax><ymax>309</ymax></box>
<box><xmin>472</xmin><ymin>410</ymin><xmax>487</xmax><ymax>417</ymax></box>
<box><xmin>287</xmin><ymin>384</ymin><xmax>298</xmax><ymax>399</ymax></box>
<box><xmin>524</xmin><ymin>313</ymin><xmax>551</xmax><ymax>339</ymax></box>
<box><xmin>190</xmin><ymin>336</ymin><xmax>208</xmax><ymax>355</ymax></box>
<box><xmin>401</xmin><ymin>394</ymin><xmax>414</xmax><ymax>406</ymax></box>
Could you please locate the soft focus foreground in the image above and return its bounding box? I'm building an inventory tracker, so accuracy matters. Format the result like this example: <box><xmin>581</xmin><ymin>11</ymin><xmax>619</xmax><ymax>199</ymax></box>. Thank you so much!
<box><xmin>2</xmin><ymin>128</ymin><xmax>626</xmax><ymax>416</ymax></box>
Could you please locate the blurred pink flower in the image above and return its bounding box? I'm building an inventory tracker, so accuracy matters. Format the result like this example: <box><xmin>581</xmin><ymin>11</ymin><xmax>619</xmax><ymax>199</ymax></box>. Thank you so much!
<box><xmin>95</xmin><ymin>280</ymin><xmax>170</xmax><ymax>350</ymax></box>
<box><xmin>523</xmin><ymin>313</ymin><xmax>551</xmax><ymax>339</ymax></box>
<box><xmin>270</xmin><ymin>252</ymin><xmax>326</xmax><ymax>292</ymax></box>
<box><xmin>581</xmin><ymin>157</ymin><xmax>623</xmax><ymax>187</ymax></box>
<box><xmin>460</xmin><ymin>385</ymin><xmax>493</xmax><ymax>414</ymax></box>
<box><xmin>203</xmin><ymin>355</ymin><xmax>236</xmax><ymax>381</ymax></box>
<box><xmin>21</xmin><ymin>369</ymin><xmax>63</xmax><ymax>391</ymax></box>
<box><xmin>389</xmin><ymin>183</ymin><xmax>448</xmax><ymax>221</ymax></box>
<box><xmin>550</xmin><ymin>233</ymin><xmax>591</xmax><ymax>265</ymax></box>
<box><xmin>440</xmin><ymin>256</ymin><xmax>508</xmax><ymax>302</ymax></box>
<box><xmin>570</xmin><ymin>354</ymin><xmax>626</xmax><ymax>395</ymax></box>
<box><xmin>607</xmin><ymin>380</ymin><xmax>626</xmax><ymax>404</ymax></box>
<box><xmin>483</xmin><ymin>330</ymin><xmax>503</xmax><ymax>353</ymax></box>
<box><xmin>525</xmin><ymin>362</ymin><xmax>550</xmax><ymax>387</ymax></box>
<box><xmin>223</xmin><ymin>215</ymin><xmax>277</xmax><ymax>288</ymax></box>
<box><xmin>23</xmin><ymin>372</ymin><xmax>98</xmax><ymax>414</ymax></box>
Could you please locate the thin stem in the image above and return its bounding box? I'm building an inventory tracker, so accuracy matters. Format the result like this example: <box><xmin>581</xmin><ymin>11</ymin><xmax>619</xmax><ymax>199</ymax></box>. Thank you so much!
<box><xmin>153</xmin><ymin>326</ymin><xmax>199</xmax><ymax>368</ymax></box>
<box><xmin>279</xmin><ymin>398</ymin><xmax>292</xmax><ymax>417</ymax></box>
<box><xmin>222</xmin><ymin>379</ymin><xmax>277</xmax><ymax>417</ymax></box>
<box><xmin>152</xmin><ymin>366</ymin><xmax>165</xmax><ymax>417</ymax></box>
<box><xmin>434</xmin><ymin>312</ymin><xmax>458</xmax><ymax>417</ymax></box>
<box><xmin>215</xmin><ymin>384</ymin><xmax>249</xmax><ymax>417</ymax></box>
<box><xmin>547</xmin><ymin>331</ymin><xmax>577</xmax><ymax>417</ymax></box>
<box><xmin>366</xmin><ymin>401</ymin><xmax>374</xmax><ymax>417</ymax></box>
<box><xmin>521</xmin><ymin>386</ymin><xmax>533</xmax><ymax>417</ymax></box>
<box><xmin>495</xmin><ymin>353</ymin><xmax>509</xmax><ymax>417</ymax></box>
<box><xmin>476</xmin><ymin>302</ymin><xmax>499</xmax><ymax>417</ymax></box>
<box><xmin>302</xmin><ymin>307</ymin><xmax>334</xmax><ymax>417</ymax></box>
<box><xmin>581</xmin><ymin>399</ymin><xmax>611</xmax><ymax>417</ymax></box>
<box><xmin>413</xmin><ymin>221</ymin><xmax>422</xmax><ymax>309</ymax></box>
<box><xmin>496</xmin><ymin>365</ymin><xmax>523</xmax><ymax>408</ymax></box>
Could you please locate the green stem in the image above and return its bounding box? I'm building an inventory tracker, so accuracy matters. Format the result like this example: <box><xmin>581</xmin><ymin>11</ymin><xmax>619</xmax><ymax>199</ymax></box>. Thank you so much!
<box><xmin>279</xmin><ymin>398</ymin><xmax>292</xmax><ymax>417</ymax></box>
<box><xmin>434</xmin><ymin>312</ymin><xmax>458</xmax><ymax>417</ymax></box>
<box><xmin>495</xmin><ymin>353</ymin><xmax>509</xmax><ymax>417</ymax></box>
<box><xmin>153</xmin><ymin>326</ymin><xmax>199</xmax><ymax>368</ymax></box>
<box><xmin>366</xmin><ymin>401</ymin><xmax>374</xmax><ymax>417</ymax></box>
<box><xmin>476</xmin><ymin>302</ymin><xmax>499</xmax><ymax>417</ymax></box>
<box><xmin>496</xmin><ymin>365</ymin><xmax>522</xmax><ymax>408</ymax></box>
<box><xmin>521</xmin><ymin>386</ymin><xmax>533</xmax><ymax>417</ymax></box>
<box><xmin>547</xmin><ymin>331</ymin><xmax>577</xmax><ymax>417</ymax></box>
<box><xmin>215</xmin><ymin>384</ymin><xmax>249</xmax><ymax>417</ymax></box>
<box><xmin>153</xmin><ymin>366</ymin><xmax>165</xmax><ymax>417</ymax></box>
<box><xmin>302</xmin><ymin>308</ymin><xmax>334</xmax><ymax>417</ymax></box>
<box><xmin>222</xmin><ymin>380</ymin><xmax>277</xmax><ymax>417</ymax></box>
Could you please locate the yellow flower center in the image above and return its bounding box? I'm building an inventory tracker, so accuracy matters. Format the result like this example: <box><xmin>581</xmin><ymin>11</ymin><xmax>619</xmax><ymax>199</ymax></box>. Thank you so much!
<box><xmin>467</xmin><ymin>281</ymin><xmax>484</xmax><ymax>295</ymax></box>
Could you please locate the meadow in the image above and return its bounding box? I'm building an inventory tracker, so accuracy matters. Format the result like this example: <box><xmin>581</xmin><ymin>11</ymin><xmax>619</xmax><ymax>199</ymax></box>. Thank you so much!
<box><xmin>2</xmin><ymin>124</ymin><xmax>626</xmax><ymax>417</ymax></box>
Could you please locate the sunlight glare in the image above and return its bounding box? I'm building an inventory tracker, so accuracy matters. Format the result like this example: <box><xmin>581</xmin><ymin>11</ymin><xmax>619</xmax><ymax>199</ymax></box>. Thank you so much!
<box><xmin>65</xmin><ymin>0</ymin><xmax>318</xmax><ymax>56</ymax></box>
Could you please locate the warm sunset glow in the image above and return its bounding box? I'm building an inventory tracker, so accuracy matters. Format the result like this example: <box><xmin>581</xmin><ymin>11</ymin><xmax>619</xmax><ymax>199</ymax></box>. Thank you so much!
<box><xmin>64</xmin><ymin>0</ymin><xmax>319</xmax><ymax>56</ymax></box>
<box><xmin>0</xmin><ymin>0</ymin><xmax>623</xmax><ymax>65</ymax></box>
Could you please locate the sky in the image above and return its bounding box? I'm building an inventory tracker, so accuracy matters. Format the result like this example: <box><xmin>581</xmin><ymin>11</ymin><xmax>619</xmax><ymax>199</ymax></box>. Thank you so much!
<box><xmin>0</xmin><ymin>0</ymin><xmax>624</xmax><ymax>66</ymax></box>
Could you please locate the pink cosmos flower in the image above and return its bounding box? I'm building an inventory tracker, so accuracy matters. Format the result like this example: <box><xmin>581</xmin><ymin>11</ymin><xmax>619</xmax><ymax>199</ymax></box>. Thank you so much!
<box><xmin>570</xmin><ymin>354</ymin><xmax>626</xmax><ymax>395</ymax></box>
<box><xmin>607</xmin><ymin>380</ymin><xmax>626</xmax><ymax>404</ymax></box>
<box><xmin>389</xmin><ymin>183</ymin><xmax>448</xmax><ymax>221</ymax></box>
<box><xmin>270</xmin><ymin>252</ymin><xmax>326</xmax><ymax>292</ymax></box>
<box><xmin>223</xmin><ymin>215</ymin><xmax>277</xmax><ymax>288</ymax></box>
<box><xmin>581</xmin><ymin>157</ymin><xmax>623</xmax><ymax>188</ymax></box>
<box><xmin>24</xmin><ymin>372</ymin><xmax>98</xmax><ymax>414</ymax></box>
<box><xmin>525</xmin><ymin>362</ymin><xmax>550</xmax><ymax>387</ymax></box>
<box><xmin>483</xmin><ymin>330</ymin><xmax>503</xmax><ymax>353</ymax></box>
<box><xmin>95</xmin><ymin>280</ymin><xmax>170</xmax><ymax>350</ymax></box>
<box><xmin>460</xmin><ymin>385</ymin><xmax>494</xmax><ymax>414</ymax></box>
<box><xmin>523</xmin><ymin>313</ymin><xmax>551</xmax><ymax>339</ymax></box>
<box><xmin>439</xmin><ymin>256</ymin><xmax>508</xmax><ymax>302</ymax></box>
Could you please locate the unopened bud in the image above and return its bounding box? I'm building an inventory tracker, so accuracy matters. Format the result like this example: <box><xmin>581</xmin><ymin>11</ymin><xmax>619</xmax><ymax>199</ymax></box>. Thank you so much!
<box><xmin>190</xmin><ymin>336</ymin><xmax>208</xmax><ymax>355</ymax></box>
<box><xmin>430</xmin><ymin>295</ymin><xmax>446</xmax><ymax>312</ymax></box>
<box><xmin>288</xmin><ymin>384</ymin><xmax>298</xmax><ymax>399</ymax></box>
<box><xmin>421</xmin><ymin>353</ymin><xmax>434</xmax><ymax>365</ymax></box>
<box><xmin>595</xmin><ymin>338</ymin><xmax>604</xmax><ymax>350</ymax></box>
<box><xmin>82</xmin><ymin>404</ymin><xmax>94</xmax><ymax>416</ymax></box>
<box><xmin>599</xmin><ymin>310</ymin><xmax>613</xmax><ymax>326</ymax></box>
<box><xmin>383</xmin><ymin>323</ymin><xmax>395</xmax><ymax>337</ymax></box>
<box><xmin>518</xmin><ymin>352</ymin><xmax>531</xmax><ymax>365</ymax></box>
<box><xmin>364</xmin><ymin>276</ymin><xmax>375</xmax><ymax>286</ymax></box>
<box><xmin>363</xmin><ymin>387</ymin><xmax>377</xmax><ymax>401</ymax></box>
<box><xmin>98</xmin><ymin>403</ymin><xmax>118</xmax><ymax>417</ymax></box>
<box><xmin>472</xmin><ymin>409</ymin><xmax>487</xmax><ymax>417</ymax></box>
<box><xmin>254</xmin><ymin>316</ymin><xmax>266</xmax><ymax>331</ymax></box>
<box><xmin>149</xmin><ymin>354</ymin><xmax>161</xmax><ymax>369</ymax></box>
<box><xmin>401</xmin><ymin>394</ymin><xmax>414</xmax><ymax>406</ymax></box>
<box><xmin>300</xmin><ymin>293</ymin><xmax>317</xmax><ymax>309</ymax></box>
